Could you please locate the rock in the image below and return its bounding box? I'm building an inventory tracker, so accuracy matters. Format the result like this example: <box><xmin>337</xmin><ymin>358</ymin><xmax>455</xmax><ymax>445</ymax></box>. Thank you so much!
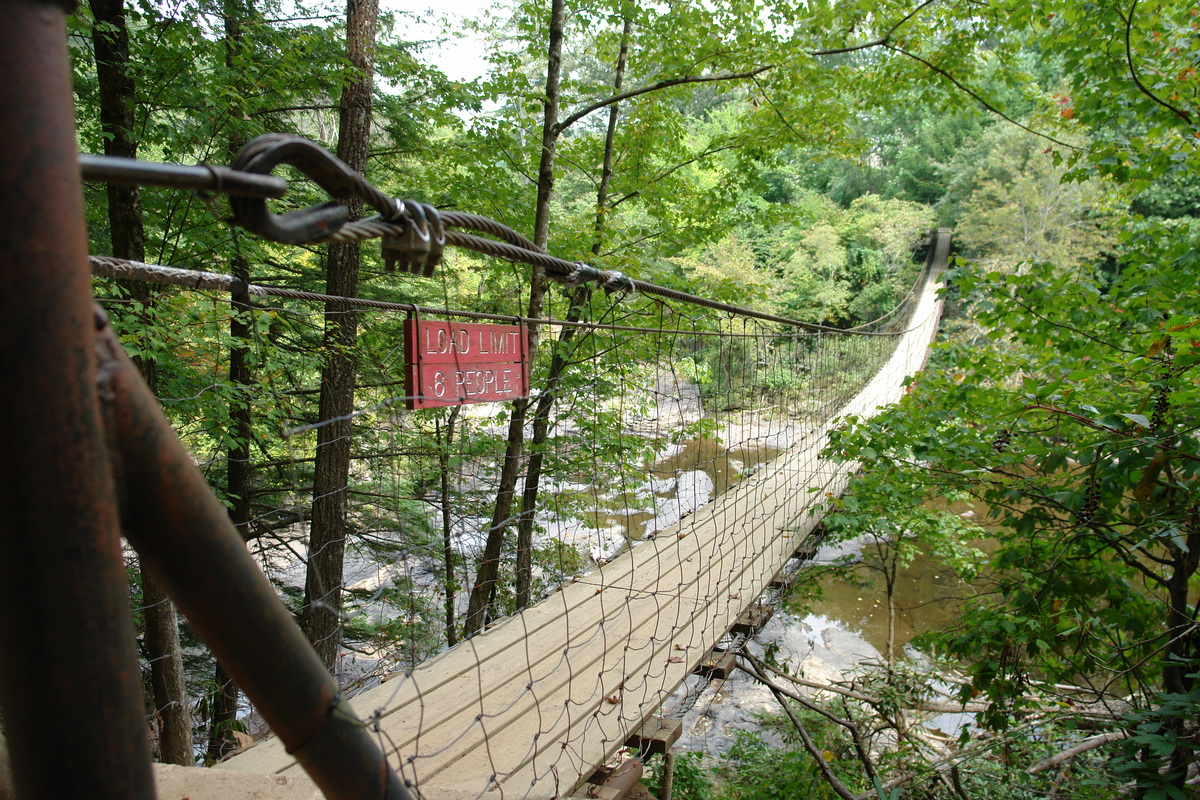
<box><xmin>821</xmin><ymin>628</ymin><xmax>881</xmax><ymax>666</ymax></box>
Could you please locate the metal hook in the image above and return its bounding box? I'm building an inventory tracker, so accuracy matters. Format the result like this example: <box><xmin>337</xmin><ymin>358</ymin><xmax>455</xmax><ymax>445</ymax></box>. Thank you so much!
<box><xmin>228</xmin><ymin>134</ymin><xmax>361</xmax><ymax>244</ymax></box>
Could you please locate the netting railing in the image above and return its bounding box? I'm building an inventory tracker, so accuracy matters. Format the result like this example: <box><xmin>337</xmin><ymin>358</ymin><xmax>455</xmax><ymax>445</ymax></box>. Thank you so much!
<box><xmin>219</xmin><ymin>241</ymin><xmax>947</xmax><ymax>798</ymax></box>
<box><xmin>95</xmin><ymin>258</ymin><xmax>927</xmax><ymax>668</ymax></box>
<box><xmin>92</xmin><ymin>231</ymin><xmax>947</xmax><ymax>798</ymax></box>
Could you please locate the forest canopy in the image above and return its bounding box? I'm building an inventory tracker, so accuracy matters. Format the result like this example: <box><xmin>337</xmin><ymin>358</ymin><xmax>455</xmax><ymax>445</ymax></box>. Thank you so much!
<box><xmin>62</xmin><ymin>0</ymin><xmax>1200</xmax><ymax>795</ymax></box>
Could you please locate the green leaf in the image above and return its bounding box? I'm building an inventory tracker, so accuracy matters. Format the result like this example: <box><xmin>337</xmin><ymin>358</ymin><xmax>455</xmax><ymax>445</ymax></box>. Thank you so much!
<box><xmin>1119</xmin><ymin>413</ymin><xmax>1151</xmax><ymax>429</ymax></box>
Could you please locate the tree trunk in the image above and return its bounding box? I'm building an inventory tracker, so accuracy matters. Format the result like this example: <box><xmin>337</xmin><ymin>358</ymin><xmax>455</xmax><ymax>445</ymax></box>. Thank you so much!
<box><xmin>90</xmin><ymin>0</ymin><xmax>192</xmax><ymax>765</ymax></box>
<box><xmin>204</xmin><ymin>661</ymin><xmax>238</xmax><ymax>764</ymax></box>
<box><xmin>464</xmin><ymin>0</ymin><xmax>566</xmax><ymax>635</ymax></box>
<box><xmin>301</xmin><ymin>0</ymin><xmax>377</xmax><ymax>672</ymax></box>
<box><xmin>513</xmin><ymin>15</ymin><xmax>630</xmax><ymax>608</ymax></box>
<box><xmin>142</xmin><ymin>572</ymin><xmax>192</xmax><ymax>764</ymax></box>
<box><xmin>591</xmin><ymin>16</ymin><xmax>633</xmax><ymax>258</ymax></box>
<box><xmin>89</xmin><ymin>0</ymin><xmax>145</xmax><ymax>286</ymax></box>
<box><xmin>438</xmin><ymin>409</ymin><xmax>459</xmax><ymax>646</ymax></box>
<box><xmin>1162</xmin><ymin>522</ymin><xmax>1200</xmax><ymax>696</ymax></box>
<box><xmin>529</xmin><ymin>0</ymin><xmax>566</xmax><ymax>257</ymax></box>
<box><xmin>207</xmin><ymin>0</ymin><xmax>255</xmax><ymax>763</ymax></box>
<box><xmin>513</xmin><ymin>287</ymin><xmax>589</xmax><ymax>608</ymax></box>
<box><xmin>205</xmin><ymin>264</ymin><xmax>254</xmax><ymax>762</ymax></box>
<box><xmin>1160</xmin><ymin>521</ymin><xmax>1200</xmax><ymax>790</ymax></box>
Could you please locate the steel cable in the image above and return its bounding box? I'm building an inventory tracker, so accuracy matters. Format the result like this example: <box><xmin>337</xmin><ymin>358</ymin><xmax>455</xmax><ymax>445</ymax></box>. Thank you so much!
<box><xmin>83</xmin><ymin>138</ymin><xmax>920</xmax><ymax>338</ymax></box>
<box><xmin>318</xmin><ymin>215</ymin><xmax>901</xmax><ymax>336</ymax></box>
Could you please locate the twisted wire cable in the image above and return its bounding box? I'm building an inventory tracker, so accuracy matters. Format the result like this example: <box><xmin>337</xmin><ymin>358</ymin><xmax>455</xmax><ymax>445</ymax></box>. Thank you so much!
<box><xmin>83</xmin><ymin>139</ymin><xmax>919</xmax><ymax>337</ymax></box>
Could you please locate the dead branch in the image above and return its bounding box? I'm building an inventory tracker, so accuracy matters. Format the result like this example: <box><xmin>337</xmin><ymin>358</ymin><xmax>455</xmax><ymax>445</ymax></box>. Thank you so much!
<box><xmin>1028</xmin><ymin>731</ymin><xmax>1131</xmax><ymax>775</ymax></box>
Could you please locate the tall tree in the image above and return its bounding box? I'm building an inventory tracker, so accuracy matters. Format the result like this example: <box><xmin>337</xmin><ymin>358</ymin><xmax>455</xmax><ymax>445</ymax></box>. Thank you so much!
<box><xmin>206</xmin><ymin>0</ymin><xmax>257</xmax><ymax>763</ymax></box>
<box><xmin>463</xmin><ymin>0</ymin><xmax>777</xmax><ymax>633</ymax></box>
<box><xmin>88</xmin><ymin>0</ymin><xmax>192</xmax><ymax>766</ymax></box>
<box><xmin>302</xmin><ymin>0</ymin><xmax>379</xmax><ymax>672</ymax></box>
<box><xmin>954</xmin><ymin>128</ymin><xmax>1112</xmax><ymax>273</ymax></box>
<box><xmin>512</xmin><ymin>13</ymin><xmax>632</xmax><ymax>609</ymax></box>
<box><xmin>463</xmin><ymin>0</ymin><xmax>567</xmax><ymax>635</ymax></box>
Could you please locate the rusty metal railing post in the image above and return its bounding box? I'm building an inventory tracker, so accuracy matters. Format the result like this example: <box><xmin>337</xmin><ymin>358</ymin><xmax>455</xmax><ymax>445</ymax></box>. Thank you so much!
<box><xmin>0</xmin><ymin>1</ymin><xmax>157</xmax><ymax>798</ymax></box>
<box><xmin>0</xmin><ymin>3</ymin><xmax>413</xmax><ymax>798</ymax></box>
<box><xmin>95</xmin><ymin>317</ymin><xmax>412</xmax><ymax>799</ymax></box>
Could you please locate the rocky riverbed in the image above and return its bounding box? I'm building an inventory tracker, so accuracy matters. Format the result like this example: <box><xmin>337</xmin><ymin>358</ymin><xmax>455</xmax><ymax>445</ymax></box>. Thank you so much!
<box><xmin>664</xmin><ymin>528</ymin><xmax>981</xmax><ymax>758</ymax></box>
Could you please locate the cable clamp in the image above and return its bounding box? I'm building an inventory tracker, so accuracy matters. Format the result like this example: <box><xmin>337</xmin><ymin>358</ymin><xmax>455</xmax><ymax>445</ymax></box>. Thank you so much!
<box><xmin>600</xmin><ymin>270</ymin><xmax>635</xmax><ymax>296</ymax></box>
<box><xmin>561</xmin><ymin>261</ymin><xmax>598</xmax><ymax>288</ymax></box>
<box><xmin>382</xmin><ymin>200</ymin><xmax>445</xmax><ymax>277</ymax></box>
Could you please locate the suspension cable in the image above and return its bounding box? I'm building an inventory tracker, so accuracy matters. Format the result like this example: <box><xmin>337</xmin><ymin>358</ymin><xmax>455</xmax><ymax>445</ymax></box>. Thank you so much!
<box><xmin>91</xmin><ymin>256</ymin><xmax>931</xmax><ymax>338</ymax></box>
<box><xmin>81</xmin><ymin>136</ymin><xmax>920</xmax><ymax>337</ymax></box>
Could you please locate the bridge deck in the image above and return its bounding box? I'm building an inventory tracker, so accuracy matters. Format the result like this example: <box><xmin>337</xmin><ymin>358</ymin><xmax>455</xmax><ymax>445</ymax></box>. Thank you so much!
<box><xmin>160</xmin><ymin>233</ymin><xmax>949</xmax><ymax>800</ymax></box>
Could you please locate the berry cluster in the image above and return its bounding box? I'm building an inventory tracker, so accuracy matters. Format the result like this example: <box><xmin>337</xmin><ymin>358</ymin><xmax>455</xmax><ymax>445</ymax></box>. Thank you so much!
<box><xmin>1151</xmin><ymin>390</ymin><xmax>1170</xmax><ymax>431</ymax></box>
<box><xmin>1076</xmin><ymin>475</ymin><xmax>1101</xmax><ymax>525</ymax></box>
<box><xmin>992</xmin><ymin>429</ymin><xmax>1012</xmax><ymax>453</ymax></box>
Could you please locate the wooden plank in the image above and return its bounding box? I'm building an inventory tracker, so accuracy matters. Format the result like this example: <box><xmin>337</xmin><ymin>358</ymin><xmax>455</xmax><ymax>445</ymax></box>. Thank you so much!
<box><xmin>153</xmin><ymin>764</ymin><xmax>321</xmax><ymax>800</ymax></box>
<box><xmin>234</xmin><ymin>455</ymin><xmax>862</xmax><ymax>793</ymax></box>
<box><xmin>230</xmin><ymin>446</ymin><xmax>840</xmax><ymax>776</ymax></box>
<box><xmin>769</xmin><ymin>567</ymin><xmax>796</xmax><ymax>592</ymax></box>
<box><xmin>238</xmin><ymin>443</ymin><xmax>883</xmax><ymax>796</ymax></box>
<box><xmin>730</xmin><ymin>603</ymin><xmax>774</xmax><ymax>636</ymax></box>
<box><xmin>391</xmin><ymin>465</ymin><xmax>841</xmax><ymax>793</ymax></box>
<box><xmin>230</xmin><ymin>452</ymin><xmax>846</xmax><ymax>792</ymax></box>
<box><xmin>625</xmin><ymin>717</ymin><xmax>682</xmax><ymax>757</ymax></box>
<box><xmin>695</xmin><ymin>651</ymin><xmax>737</xmax><ymax>679</ymax></box>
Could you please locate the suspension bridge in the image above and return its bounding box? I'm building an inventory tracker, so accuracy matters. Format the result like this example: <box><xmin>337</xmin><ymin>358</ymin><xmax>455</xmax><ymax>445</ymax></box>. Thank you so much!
<box><xmin>150</xmin><ymin>232</ymin><xmax>950</xmax><ymax>800</ymax></box>
<box><xmin>0</xmin><ymin>7</ymin><xmax>958</xmax><ymax>800</ymax></box>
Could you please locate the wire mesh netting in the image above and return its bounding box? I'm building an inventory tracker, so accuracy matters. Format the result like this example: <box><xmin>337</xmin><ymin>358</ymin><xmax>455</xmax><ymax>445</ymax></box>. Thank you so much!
<box><xmin>95</xmin><ymin>232</ymin><xmax>948</xmax><ymax>797</ymax></box>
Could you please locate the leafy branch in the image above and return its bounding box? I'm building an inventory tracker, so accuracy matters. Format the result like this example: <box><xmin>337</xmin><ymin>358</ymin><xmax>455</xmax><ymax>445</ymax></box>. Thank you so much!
<box><xmin>554</xmin><ymin>66</ymin><xmax>775</xmax><ymax>132</ymax></box>
<box><xmin>989</xmin><ymin>283</ymin><xmax>1142</xmax><ymax>355</ymax></box>
<box><xmin>1115</xmin><ymin>0</ymin><xmax>1195</xmax><ymax>128</ymax></box>
<box><xmin>810</xmin><ymin>0</ymin><xmax>942</xmax><ymax>57</ymax></box>
<box><xmin>556</xmin><ymin>0</ymin><xmax>945</xmax><ymax>134</ymax></box>
<box><xmin>883</xmin><ymin>43</ymin><xmax>1088</xmax><ymax>152</ymax></box>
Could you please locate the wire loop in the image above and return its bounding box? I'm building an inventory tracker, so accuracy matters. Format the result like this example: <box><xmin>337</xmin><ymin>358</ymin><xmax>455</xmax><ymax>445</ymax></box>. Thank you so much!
<box><xmin>228</xmin><ymin>134</ymin><xmax>362</xmax><ymax>244</ymax></box>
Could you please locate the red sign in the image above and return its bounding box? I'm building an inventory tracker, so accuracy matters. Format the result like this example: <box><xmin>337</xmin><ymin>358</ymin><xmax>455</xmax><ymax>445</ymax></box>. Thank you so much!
<box><xmin>404</xmin><ymin>320</ymin><xmax>529</xmax><ymax>409</ymax></box>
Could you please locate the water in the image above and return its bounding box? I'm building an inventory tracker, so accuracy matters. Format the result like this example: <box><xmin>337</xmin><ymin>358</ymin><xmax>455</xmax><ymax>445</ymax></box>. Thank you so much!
<box><xmin>667</xmin><ymin>500</ymin><xmax>993</xmax><ymax>756</ymax></box>
<box><xmin>798</xmin><ymin>535</ymin><xmax>981</xmax><ymax>658</ymax></box>
<box><xmin>587</xmin><ymin>431</ymin><xmax>785</xmax><ymax>541</ymax></box>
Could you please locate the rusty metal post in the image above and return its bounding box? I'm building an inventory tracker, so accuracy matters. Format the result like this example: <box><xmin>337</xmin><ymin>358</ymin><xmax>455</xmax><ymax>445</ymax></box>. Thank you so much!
<box><xmin>0</xmin><ymin>734</ymin><xmax>15</xmax><ymax>800</ymax></box>
<box><xmin>658</xmin><ymin>752</ymin><xmax>675</xmax><ymax>800</ymax></box>
<box><xmin>0</xmin><ymin>2</ymin><xmax>157</xmax><ymax>799</ymax></box>
<box><xmin>94</xmin><ymin>320</ymin><xmax>411</xmax><ymax>800</ymax></box>
<box><xmin>598</xmin><ymin>757</ymin><xmax>644</xmax><ymax>799</ymax></box>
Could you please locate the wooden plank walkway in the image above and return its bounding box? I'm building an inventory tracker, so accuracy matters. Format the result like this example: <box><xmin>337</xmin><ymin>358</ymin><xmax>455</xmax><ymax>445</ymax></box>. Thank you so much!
<box><xmin>161</xmin><ymin>233</ymin><xmax>949</xmax><ymax>800</ymax></box>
